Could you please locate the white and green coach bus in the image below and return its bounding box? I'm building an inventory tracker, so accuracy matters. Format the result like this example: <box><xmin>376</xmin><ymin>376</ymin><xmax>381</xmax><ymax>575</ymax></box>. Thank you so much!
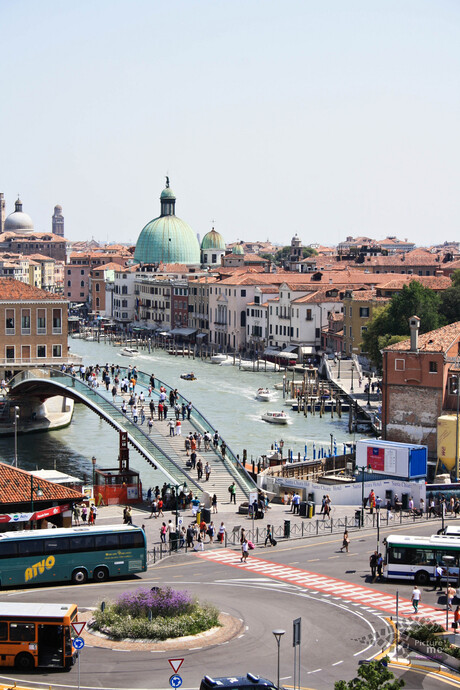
<box><xmin>384</xmin><ymin>533</ymin><xmax>460</xmax><ymax>586</ymax></box>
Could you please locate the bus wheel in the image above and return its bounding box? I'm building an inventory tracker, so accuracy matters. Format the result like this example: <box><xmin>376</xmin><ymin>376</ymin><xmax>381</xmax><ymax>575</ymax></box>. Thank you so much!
<box><xmin>72</xmin><ymin>568</ymin><xmax>88</xmax><ymax>584</ymax></box>
<box><xmin>15</xmin><ymin>652</ymin><xmax>34</xmax><ymax>670</ymax></box>
<box><xmin>415</xmin><ymin>570</ymin><xmax>430</xmax><ymax>586</ymax></box>
<box><xmin>93</xmin><ymin>566</ymin><xmax>109</xmax><ymax>582</ymax></box>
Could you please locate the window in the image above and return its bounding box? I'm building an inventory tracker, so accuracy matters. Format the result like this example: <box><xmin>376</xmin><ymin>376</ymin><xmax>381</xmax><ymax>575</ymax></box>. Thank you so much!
<box><xmin>241</xmin><ymin>290</ymin><xmax>246</xmax><ymax>297</ymax></box>
<box><xmin>18</xmin><ymin>540</ymin><xmax>43</xmax><ymax>556</ymax></box>
<box><xmin>21</xmin><ymin>309</ymin><xmax>31</xmax><ymax>335</ymax></box>
<box><xmin>6</xmin><ymin>346</ymin><xmax>14</xmax><ymax>361</ymax></box>
<box><xmin>449</xmin><ymin>376</ymin><xmax>459</xmax><ymax>395</ymax></box>
<box><xmin>10</xmin><ymin>623</ymin><xmax>35</xmax><ymax>642</ymax></box>
<box><xmin>52</xmin><ymin>345</ymin><xmax>62</xmax><ymax>357</ymax></box>
<box><xmin>80</xmin><ymin>269</ymin><xmax>84</xmax><ymax>275</ymax></box>
<box><xmin>0</xmin><ymin>622</ymin><xmax>7</xmax><ymax>640</ymax></box>
<box><xmin>44</xmin><ymin>538</ymin><xmax>69</xmax><ymax>553</ymax></box>
<box><xmin>37</xmin><ymin>345</ymin><xmax>46</xmax><ymax>358</ymax></box>
<box><xmin>119</xmin><ymin>531</ymin><xmax>144</xmax><ymax>548</ymax></box>
<box><xmin>429</xmin><ymin>361</ymin><xmax>438</xmax><ymax>373</ymax></box>
<box><xmin>395</xmin><ymin>359</ymin><xmax>405</xmax><ymax>371</ymax></box>
<box><xmin>359</xmin><ymin>307</ymin><xmax>369</xmax><ymax>318</ymax></box>
<box><xmin>37</xmin><ymin>308</ymin><xmax>46</xmax><ymax>334</ymax></box>
<box><xmin>5</xmin><ymin>308</ymin><xmax>15</xmax><ymax>334</ymax></box>
<box><xmin>52</xmin><ymin>308</ymin><xmax>62</xmax><ymax>334</ymax></box>
<box><xmin>95</xmin><ymin>533</ymin><xmax>120</xmax><ymax>549</ymax></box>
<box><xmin>80</xmin><ymin>280</ymin><xmax>84</xmax><ymax>287</ymax></box>
<box><xmin>306</xmin><ymin>309</ymin><xmax>312</xmax><ymax>321</ymax></box>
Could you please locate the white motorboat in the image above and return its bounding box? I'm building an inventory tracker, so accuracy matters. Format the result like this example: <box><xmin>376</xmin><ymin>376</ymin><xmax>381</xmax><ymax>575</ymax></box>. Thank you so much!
<box><xmin>274</xmin><ymin>381</ymin><xmax>285</xmax><ymax>390</ymax></box>
<box><xmin>256</xmin><ymin>388</ymin><xmax>272</xmax><ymax>402</ymax></box>
<box><xmin>211</xmin><ymin>353</ymin><xmax>228</xmax><ymax>364</ymax></box>
<box><xmin>239</xmin><ymin>360</ymin><xmax>278</xmax><ymax>371</ymax></box>
<box><xmin>121</xmin><ymin>347</ymin><xmax>139</xmax><ymax>357</ymax></box>
<box><xmin>261</xmin><ymin>411</ymin><xmax>289</xmax><ymax>425</ymax></box>
<box><xmin>284</xmin><ymin>398</ymin><xmax>297</xmax><ymax>406</ymax></box>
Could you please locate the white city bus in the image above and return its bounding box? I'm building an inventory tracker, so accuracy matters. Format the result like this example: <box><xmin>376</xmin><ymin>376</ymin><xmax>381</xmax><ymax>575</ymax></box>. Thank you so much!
<box><xmin>384</xmin><ymin>533</ymin><xmax>460</xmax><ymax>586</ymax></box>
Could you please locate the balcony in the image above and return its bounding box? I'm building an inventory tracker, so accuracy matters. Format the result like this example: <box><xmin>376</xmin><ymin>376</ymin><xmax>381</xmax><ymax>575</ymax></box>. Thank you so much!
<box><xmin>278</xmin><ymin>314</ymin><xmax>290</xmax><ymax>320</ymax></box>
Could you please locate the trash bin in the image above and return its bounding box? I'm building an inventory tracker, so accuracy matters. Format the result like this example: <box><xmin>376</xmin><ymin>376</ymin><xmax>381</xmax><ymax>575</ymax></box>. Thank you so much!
<box><xmin>170</xmin><ymin>530</ymin><xmax>180</xmax><ymax>551</ymax></box>
<box><xmin>284</xmin><ymin>520</ymin><xmax>291</xmax><ymax>538</ymax></box>
<box><xmin>202</xmin><ymin>507</ymin><xmax>211</xmax><ymax>523</ymax></box>
<box><xmin>355</xmin><ymin>509</ymin><xmax>362</xmax><ymax>527</ymax></box>
<box><xmin>299</xmin><ymin>501</ymin><xmax>307</xmax><ymax>517</ymax></box>
<box><xmin>307</xmin><ymin>501</ymin><xmax>315</xmax><ymax>518</ymax></box>
<box><xmin>196</xmin><ymin>511</ymin><xmax>201</xmax><ymax>525</ymax></box>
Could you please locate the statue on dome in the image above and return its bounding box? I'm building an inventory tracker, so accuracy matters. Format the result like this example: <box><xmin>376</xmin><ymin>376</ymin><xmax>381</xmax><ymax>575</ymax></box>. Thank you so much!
<box><xmin>165</xmin><ymin>176</ymin><xmax>170</xmax><ymax>188</ymax></box>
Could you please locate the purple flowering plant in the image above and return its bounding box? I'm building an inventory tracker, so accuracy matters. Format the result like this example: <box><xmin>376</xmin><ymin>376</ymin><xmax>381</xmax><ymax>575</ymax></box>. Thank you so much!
<box><xmin>115</xmin><ymin>587</ymin><xmax>194</xmax><ymax>619</ymax></box>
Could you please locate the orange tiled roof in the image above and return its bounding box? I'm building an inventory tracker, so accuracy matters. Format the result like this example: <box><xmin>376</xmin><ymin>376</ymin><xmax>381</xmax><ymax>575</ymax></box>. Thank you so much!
<box><xmin>0</xmin><ymin>278</ymin><xmax>66</xmax><ymax>301</ymax></box>
<box><xmin>0</xmin><ymin>462</ymin><xmax>82</xmax><ymax>505</ymax></box>
<box><xmin>385</xmin><ymin>321</ymin><xmax>460</xmax><ymax>353</ymax></box>
<box><xmin>91</xmin><ymin>262</ymin><xmax>124</xmax><ymax>272</ymax></box>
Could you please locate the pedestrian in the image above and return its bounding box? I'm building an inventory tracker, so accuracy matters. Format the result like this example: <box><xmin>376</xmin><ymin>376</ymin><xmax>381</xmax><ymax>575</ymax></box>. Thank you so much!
<box><xmin>185</xmin><ymin>436</ymin><xmax>191</xmax><ymax>456</ymax></box>
<box><xmin>411</xmin><ymin>585</ymin><xmax>421</xmax><ymax>613</ymax></box>
<box><xmin>186</xmin><ymin>524</ymin><xmax>195</xmax><ymax>548</ymax></box>
<box><xmin>228</xmin><ymin>482</ymin><xmax>236</xmax><ymax>504</ymax></box>
<box><xmin>340</xmin><ymin>530</ymin><xmax>349</xmax><ymax>553</ymax></box>
<box><xmin>187</xmin><ymin>401</ymin><xmax>192</xmax><ymax>420</ymax></box>
<box><xmin>370</xmin><ymin>551</ymin><xmax>378</xmax><ymax>581</ymax></box>
<box><xmin>157</xmin><ymin>497</ymin><xmax>164</xmax><ymax>517</ymax></box>
<box><xmin>207</xmin><ymin>521</ymin><xmax>215</xmax><ymax>544</ymax></box>
<box><xmin>241</xmin><ymin>538</ymin><xmax>249</xmax><ymax>563</ymax></box>
<box><xmin>88</xmin><ymin>505</ymin><xmax>94</xmax><ymax>526</ymax></box>
<box><xmin>212</xmin><ymin>493</ymin><xmax>218</xmax><ymax>514</ymax></box>
<box><xmin>160</xmin><ymin>522</ymin><xmax>167</xmax><ymax>543</ymax></box>
<box><xmin>148</xmin><ymin>417</ymin><xmax>153</xmax><ymax>434</ymax></box>
<box><xmin>454</xmin><ymin>606</ymin><xmax>460</xmax><ymax>633</ymax></box>
<box><xmin>434</xmin><ymin>563</ymin><xmax>444</xmax><ymax>590</ymax></box>
<box><xmin>218</xmin><ymin>521</ymin><xmax>226</xmax><ymax>544</ymax></box>
<box><xmin>168</xmin><ymin>419</ymin><xmax>175</xmax><ymax>436</ymax></box>
<box><xmin>81</xmin><ymin>504</ymin><xmax>88</xmax><ymax>523</ymax></box>
<box><xmin>448</xmin><ymin>584</ymin><xmax>456</xmax><ymax>611</ymax></box>
<box><xmin>213</xmin><ymin>431</ymin><xmax>219</xmax><ymax>450</ymax></box>
<box><xmin>181</xmin><ymin>403</ymin><xmax>186</xmax><ymax>420</ymax></box>
<box><xmin>221</xmin><ymin>441</ymin><xmax>226</xmax><ymax>459</ymax></box>
<box><xmin>377</xmin><ymin>553</ymin><xmax>383</xmax><ymax>580</ymax></box>
<box><xmin>205</xmin><ymin>462</ymin><xmax>211</xmax><ymax>481</ymax></box>
<box><xmin>175</xmin><ymin>418</ymin><xmax>182</xmax><ymax>435</ymax></box>
<box><xmin>197</xmin><ymin>459</ymin><xmax>203</xmax><ymax>480</ymax></box>
<box><xmin>265</xmin><ymin>524</ymin><xmax>274</xmax><ymax>547</ymax></box>
<box><xmin>73</xmin><ymin>504</ymin><xmax>81</xmax><ymax>526</ymax></box>
<box><xmin>190</xmin><ymin>450</ymin><xmax>197</xmax><ymax>469</ymax></box>
<box><xmin>150</xmin><ymin>499</ymin><xmax>157</xmax><ymax>518</ymax></box>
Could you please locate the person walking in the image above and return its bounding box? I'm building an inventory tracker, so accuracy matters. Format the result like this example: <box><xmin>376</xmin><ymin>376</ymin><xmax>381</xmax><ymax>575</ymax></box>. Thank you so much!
<box><xmin>148</xmin><ymin>417</ymin><xmax>153</xmax><ymax>434</ymax></box>
<box><xmin>81</xmin><ymin>504</ymin><xmax>88</xmax><ymax>523</ymax></box>
<box><xmin>73</xmin><ymin>504</ymin><xmax>81</xmax><ymax>526</ymax></box>
<box><xmin>205</xmin><ymin>462</ymin><xmax>211</xmax><ymax>481</ymax></box>
<box><xmin>369</xmin><ymin>551</ymin><xmax>378</xmax><ymax>581</ymax></box>
<box><xmin>448</xmin><ymin>584</ymin><xmax>456</xmax><ymax>611</ymax></box>
<box><xmin>454</xmin><ymin>606</ymin><xmax>460</xmax><ymax>633</ymax></box>
<box><xmin>168</xmin><ymin>419</ymin><xmax>175</xmax><ymax>436</ymax></box>
<box><xmin>160</xmin><ymin>522</ymin><xmax>167</xmax><ymax>543</ymax></box>
<box><xmin>434</xmin><ymin>563</ymin><xmax>444</xmax><ymax>591</ymax></box>
<box><xmin>241</xmin><ymin>538</ymin><xmax>249</xmax><ymax>563</ymax></box>
<box><xmin>218</xmin><ymin>521</ymin><xmax>226</xmax><ymax>545</ymax></box>
<box><xmin>265</xmin><ymin>524</ymin><xmax>274</xmax><ymax>547</ymax></box>
<box><xmin>228</xmin><ymin>482</ymin><xmax>236</xmax><ymax>504</ymax></box>
<box><xmin>212</xmin><ymin>493</ymin><xmax>218</xmax><ymax>513</ymax></box>
<box><xmin>411</xmin><ymin>585</ymin><xmax>421</xmax><ymax>613</ymax></box>
<box><xmin>340</xmin><ymin>530</ymin><xmax>349</xmax><ymax>553</ymax></box>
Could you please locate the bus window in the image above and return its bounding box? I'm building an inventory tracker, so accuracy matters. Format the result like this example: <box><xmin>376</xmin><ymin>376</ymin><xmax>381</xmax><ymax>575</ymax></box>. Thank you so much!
<box><xmin>71</xmin><ymin>535</ymin><xmax>95</xmax><ymax>552</ymax></box>
<box><xmin>0</xmin><ymin>542</ymin><xmax>18</xmax><ymax>558</ymax></box>
<box><xmin>120</xmin><ymin>531</ymin><xmax>144</xmax><ymax>549</ymax></box>
<box><xmin>0</xmin><ymin>622</ymin><xmax>7</xmax><ymax>640</ymax></box>
<box><xmin>18</xmin><ymin>541</ymin><xmax>43</xmax><ymax>557</ymax></box>
<box><xmin>95</xmin><ymin>534</ymin><xmax>119</xmax><ymax>549</ymax></box>
<box><xmin>412</xmin><ymin>550</ymin><xmax>436</xmax><ymax>566</ymax></box>
<box><xmin>10</xmin><ymin>623</ymin><xmax>35</xmax><ymax>641</ymax></box>
<box><xmin>44</xmin><ymin>539</ymin><xmax>70</xmax><ymax>554</ymax></box>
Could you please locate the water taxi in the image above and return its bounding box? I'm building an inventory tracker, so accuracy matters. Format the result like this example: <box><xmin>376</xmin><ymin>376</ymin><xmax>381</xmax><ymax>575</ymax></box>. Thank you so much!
<box><xmin>121</xmin><ymin>347</ymin><xmax>139</xmax><ymax>357</ymax></box>
<box><xmin>256</xmin><ymin>388</ymin><xmax>272</xmax><ymax>402</ymax></box>
<box><xmin>261</xmin><ymin>411</ymin><xmax>289</xmax><ymax>425</ymax></box>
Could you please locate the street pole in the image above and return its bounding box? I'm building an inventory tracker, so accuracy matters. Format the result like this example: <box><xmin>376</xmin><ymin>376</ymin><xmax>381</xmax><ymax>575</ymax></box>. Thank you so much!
<box><xmin>351</xmin><ymin>365</ymin><xmax>354</xmax><ymax>393</ymax></box>
<box><xmin>272</xmin><ymin>629</ymin><xmax>285</xmax><ymax>690</ymax></box>
<box><xmin>396</xmin><ymin>590</ymin><xmax>399</xmax><ymax>661</ymax></box>
<box><xmin>367</xmin><ymin>377</ymin><xmax>371</xmax><ymax>407</ymax></box>
<box><xmin>361</xmin><ymin>468</ymin><xmax>364</xmax><ymax>527</ymax></box>
<box><xmin>376</xmin><ymin>509</ymin><xmax>380</xmax><ymax>551</ymax></box>
<box><xmin>337</xmin><ymin>354</ymin><xmax>341</xmax><ymax>379</ymax></box>
<box><xmin>14</xmin><ymin>406</ymin><xmax>19</xmax><ymax>468</ymax></box>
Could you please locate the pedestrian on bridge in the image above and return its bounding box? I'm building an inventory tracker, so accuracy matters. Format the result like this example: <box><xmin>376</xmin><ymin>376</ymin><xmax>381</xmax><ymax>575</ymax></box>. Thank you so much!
<box><xmin>212</xmin><ymin>494</ymin><xmax>218</xmax><ymax>513</ymax></box>
<box><xmin>205</xmin><ymin>462</ymin><xmax>211</xmax><ymax>481</ymax></box>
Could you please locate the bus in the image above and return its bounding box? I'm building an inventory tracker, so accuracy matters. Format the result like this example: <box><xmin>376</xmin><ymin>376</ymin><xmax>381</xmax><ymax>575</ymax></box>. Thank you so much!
<box><xmin>384</xmin><ymin>533</ymin><xmax>460</xmax><ymax>586</ymax></box>
<box><xmin>0</xmin><ymin>602</ymin><xmax>78</xmax><ymax>670</ymax></box>
<box><xmin>0</xmin><ymin>525</ymin><xmax>147</xmax><ymax>588</ymax></box>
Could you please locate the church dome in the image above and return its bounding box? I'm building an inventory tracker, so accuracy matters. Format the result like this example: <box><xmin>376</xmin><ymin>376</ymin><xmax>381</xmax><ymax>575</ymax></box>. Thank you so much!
<box><xmin>201</xmin><ymin>227</ymin><xmax>225</xmax><ymax>250</ymax></box>
<box><xmin>232</xmin><ymin>243</ymin><xmax>244</xmax><ymax>255</ymax></box>
<box><xmin>4</xmin><ymin>198</ymin><xmax>34</xmax><ymax>233</ymax></box>
<box><xmin>134</xmin><ymin>179</ymin><xmax>200</xmax><ymax>265</ymax></box>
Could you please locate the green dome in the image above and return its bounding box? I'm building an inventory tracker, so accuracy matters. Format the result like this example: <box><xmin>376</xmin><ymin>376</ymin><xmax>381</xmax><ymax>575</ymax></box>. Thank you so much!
<box><xmin>134</xmin><ymin>179</ymin><xmax>200</xmax><ymax>265</ymax></box>
<box><xmin>232</xmin><ymin>244</ymin><xmax>244</xmax><ymax>255</ymax></box>
<box><xmin>201</xmin><ymin>228</ymin><xmax>225</xmax><ymax>250</ymax></box>
<box><xmin>134</xmin><ymin>215</ymin><xmax>200</xmax><ymax>265</ymax></box>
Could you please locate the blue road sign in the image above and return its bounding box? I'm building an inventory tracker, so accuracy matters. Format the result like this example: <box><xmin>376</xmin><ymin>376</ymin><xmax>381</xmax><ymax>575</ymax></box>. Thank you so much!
<box><xmin>170</xmin><ymin>675</ymin><xmax>182</xmax><ymax>688</ymax></box>
<box><xmin>73</xmin><ymin>637</ymin><xmax>85</xmax><ymax>650</ymax></box>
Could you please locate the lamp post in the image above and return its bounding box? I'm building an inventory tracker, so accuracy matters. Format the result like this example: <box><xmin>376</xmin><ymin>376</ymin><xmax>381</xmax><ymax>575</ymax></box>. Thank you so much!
<box><xmin>272</xmin><ymin>629</ymin><xmax>285</xmax><ymax>689</ymax></box>
<box><xmin>337</xmin><ymin>352</ymin><xmax>341</xmax><ymax>379</ymax></box>
<box><xmin>30</xmin><ymin>474</ymin><xmax>43</xmax><ymax>519</ymax></box>
<box><xmin>14</xmin><ymin>406</ymin><xmax>19</xmax><ymax>468</ymax></box>
<box><xmin>350</xmin><ymin>363</ymin><xmax>354</xmax><ymax>393</ymax></box>
<box><xmin>367</xmin><ymin>376</ymin><xmax>371</xmax><ymax>408</ymax></box>
<box><xmin>91</xmin><ymin>456</ymin><xmax>96</xmax><ymax>490</ymax></box>
<box><xmin>354</xmin><ymin>465</ymin><xmax>373</xmax><ymax>527</ymax></box>
<box><xmin>443</xmin><ymin>555</ymin><xmax>455</xmax><ymax>631</ymax></box>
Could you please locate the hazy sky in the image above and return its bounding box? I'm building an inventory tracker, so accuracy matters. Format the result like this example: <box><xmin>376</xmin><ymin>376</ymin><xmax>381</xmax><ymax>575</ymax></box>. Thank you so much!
<box><xmin>1</xmin><ymin>0</ymin><xmax>459</xmax><ymax>247</ymax></box>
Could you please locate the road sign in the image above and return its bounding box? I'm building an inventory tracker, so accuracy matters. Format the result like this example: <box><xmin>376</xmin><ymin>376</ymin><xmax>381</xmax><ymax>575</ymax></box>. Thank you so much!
<box><xmin>169</xmin><ymin>675</ymin><xmax>182</xmax><ymax>688</ymax></box>
<box><xmin>73</xmin><ymin>637</ymin><xmax>85</xmax><ymax>650</ymax></box>
<box><xmin>293</xmin><ymin>617</ymin><xmax>301</xmax><ymax>647</ymax></box>
<box><xmin>168</xmin><ymin>659</ymin><xmax>184</xmax><ymax>673</ymax></box>
<box><xmin>72</xmin><ymin>622</ymin><xmax>86</xmax><ymax>636</ymax></box>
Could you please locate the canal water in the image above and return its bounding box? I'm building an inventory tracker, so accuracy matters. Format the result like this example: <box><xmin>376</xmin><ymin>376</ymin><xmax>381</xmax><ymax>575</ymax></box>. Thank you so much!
<box><xmin>0</xmin><ymin>338</ymin><xmax>366</xmax><ymax>485</ymax></box>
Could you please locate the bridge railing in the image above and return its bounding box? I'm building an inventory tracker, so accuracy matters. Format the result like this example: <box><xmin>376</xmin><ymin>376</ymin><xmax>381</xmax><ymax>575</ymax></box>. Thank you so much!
<box><xmin>123</xmin><ymin>368</ymin><xmax>256</xmax><ymax>496</ymax></box>
<box><xmin>9</xmin><ymin>368</ymin><xmax>203</xmax><ymax>492</ymax></box>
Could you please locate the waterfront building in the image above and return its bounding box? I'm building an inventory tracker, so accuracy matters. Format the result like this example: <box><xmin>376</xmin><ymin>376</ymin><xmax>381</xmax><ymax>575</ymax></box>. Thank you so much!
<box><xmin>187</xmin><ymin>275</ymin><xmax>218</xmax><ymax>343</ymax></box>
<box><xmin>112</xmin><ymin>266</ymin><xmax>138</xmax><ymax>326</ymax></box>
<box><xmin>66</xmin><ymin>248</ymin><xmax>131</xmax><ymax>303</ymax></box>
<box><xmin>246</xmin><ymin>286</ymin><xmax>278</xmax><ymax>354</ymax></box>
<box><xmin>0</xmin><ymin>278</ymin><xmax>69</xmax><ymax>376</ymax></box>
<box><xmin>88</xmin><ymin>262</ymin><xmax>122</xmax><ymax>318</ymax></box>
<box><xmin>382</xmin><ymin>318</ymin><xmax>460</xmax><ymax>458</ymax></box>
<box><xmin>134</xmin><ymin>179</ymin><xmax>200</xmax><ymax>266</ymax></box>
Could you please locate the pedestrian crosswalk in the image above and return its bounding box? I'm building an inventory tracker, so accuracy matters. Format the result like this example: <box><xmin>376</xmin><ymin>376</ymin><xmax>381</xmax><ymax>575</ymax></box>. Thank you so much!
<box><xmin>196</xmin><ymin>549</ymin><xmax>450</xmax><ymax>628</ymax></box>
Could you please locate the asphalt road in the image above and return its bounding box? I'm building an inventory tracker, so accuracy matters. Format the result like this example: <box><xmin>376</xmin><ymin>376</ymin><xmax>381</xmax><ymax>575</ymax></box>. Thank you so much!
<box><xmin>1</xmin><ymin>517</ymin><xmax>460</xmax><ymax>690</ymax></box>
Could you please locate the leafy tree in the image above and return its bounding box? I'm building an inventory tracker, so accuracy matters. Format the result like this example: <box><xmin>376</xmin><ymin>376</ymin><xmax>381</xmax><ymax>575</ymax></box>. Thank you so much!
<box><xmin>334</xmin><ymin>657</ymin><xmax>404</xmax><ymax>690</ymax></box>
<box><xmin>439</xmin><ymin>273</ymin><xmax>460</xmax><ymax>323</ymax></box>
<box><xmin>451</xmin><ymin>269</ymin><xmax>460</xmax><ymax>288</ymax></box>
<box><xmin>303</xmin><ymin>247</ymin><xmax>318</xmax><ymax>258</ymax></box>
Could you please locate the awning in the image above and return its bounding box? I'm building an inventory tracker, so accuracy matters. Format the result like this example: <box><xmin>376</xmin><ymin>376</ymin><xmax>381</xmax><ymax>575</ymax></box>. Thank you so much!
<box><xmin>299</xmin><ymin>346</ymin><xmax>315</xmax><ymax>355</ymax></box>
<box><xmin>276</xmin><ymin>351</ymin><xmax>298</xmax><ymax>360</ymax></box>
<box><xmin>196</xmin><ymin>333</ymin><xmax>208</xmax><ymax>340</ymax></box>
<box><xmin>0</xmin><ymin>503</ymin><xmax>71</xmax><ymax>524</ymax></box>
<box><xmin>263</xmin><ymin>347</ymin><xmax>281</xmax><ymax>356</ymax></box>
<box><xmin>169</xmin><ymin>328</ymin><xmax>197</xmax><ymax>336</ymax></box>
<box><xmin>281</xmin><ymin>345</ymin><xmax>298</xmax><ymax>353</ymax></box>
<box><xmin>158</xmin><ymin>331</ymin><xmax>171</xmax><ymax>337</ymax></box>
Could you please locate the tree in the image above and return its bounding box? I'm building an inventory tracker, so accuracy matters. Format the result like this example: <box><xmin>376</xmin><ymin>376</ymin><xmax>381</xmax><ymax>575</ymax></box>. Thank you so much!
<box><xmin>451</xmin><ymin>269</ymin><xmax>460</xmax><ymax>288</ymax></box>
<box><xmin>303</xmin><ymin>247</ymin><xmax>318</xmax><ymax>258</ymax></box>
<box><xmin>439</xmin><ymin>273</ymin><xmax>460</xmax><ymax>324</ymax></box>
<box><xmin>335</xmin><ymin>657</ymin><xmax>404</xmax><ymax>690</ymax></box>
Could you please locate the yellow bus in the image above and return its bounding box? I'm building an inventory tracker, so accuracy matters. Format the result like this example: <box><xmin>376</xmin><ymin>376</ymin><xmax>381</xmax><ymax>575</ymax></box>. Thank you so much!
<box><xmin>0</xmin><ymin>602</ymin><xmax>78</xmax><ymax>670</ymax></box>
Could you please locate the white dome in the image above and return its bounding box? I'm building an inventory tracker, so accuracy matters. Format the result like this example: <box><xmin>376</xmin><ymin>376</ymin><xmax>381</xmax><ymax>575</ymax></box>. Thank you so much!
<box><xmin>4</xmin><ymin>199</ymin><xmax>34</xmax><ymax>233</ymax></box>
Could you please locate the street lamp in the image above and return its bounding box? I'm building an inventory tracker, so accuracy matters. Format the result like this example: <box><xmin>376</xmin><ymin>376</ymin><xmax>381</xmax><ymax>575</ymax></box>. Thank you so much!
<box><xmin>350</xmin><ymin>363</ymin><xmax>354</xmax><ymax>393</ymax></box>
<box><xmin>443</xmin><ymin>555</ymin><xmax>455</xmax><ymax>631</ymax></box>
<box><xmin>337</xmin><ymin>352</ymin><xmax>341</xmax><ymax>379</ymax></box>
<box><xmin>272</xmin><ymin>629</ymin><xmax>285</xmax><ymax>690</ymax></box>
<box><xmin>91</xmin><ymin>456</ymin><xmax>96</xmax><ymax>489</ymax></box>
<box><xmin>14</xmin><ymin>406</ymin><xmax>19</xmax><ymax>468</ymax></box>
<box><xmin>30</xmin><ymin>474</ymin><xmax>43</xmax><ymax>518</ymax></box>
<box><xmin>354</xmin><ymin>465</ymin><xmax>373</xmax><ymax>526</ymax></box>
<box><xmin>367</xmin><ymin>376</ymin><xmax>371</xmax><ymax>408</ymax></box>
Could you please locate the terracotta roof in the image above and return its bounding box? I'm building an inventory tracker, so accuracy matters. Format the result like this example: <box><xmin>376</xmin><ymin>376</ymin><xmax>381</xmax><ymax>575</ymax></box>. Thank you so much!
<box><xmin>361</xmin><ymin>250</ymin><xmax>445</xmax><ymax>267</ymax></box>
<box><xmin>27</xmin><ymin>253</ymin><xmax>56</xmax><ymax>262</ymax></box>
<box><xmin>293</xmin><ymin>288</ymin><xmax>343</xmax><ymax>304</ymax></box>
<box><xmin>0</xmin><ymin>278</ymin><xmax>66</xmax><ymax>301</ymax></box>
<box><xmin>0</xmin><ymin>462</ymin><xmax>82</xmax><ymax>506</ymax></box>
<box><xmin>378</xmin><ymin>275</ymin><xmax>451</xmax><ymax>291</ymax></box>
<box><xmin>91</xmin><ymin>262</ymin><xmax>124</xmax><ymax>272</ymax></box>
<box><xmin>344</xmin><ymin>289</ymin><xmax>390</xmax><ymax>302</ymax></box>
<box><xmin>385</xmin><ymin>321</ymin><xmax>460</xmax><ymax>353</ymax></box>
<box><xmin>0</xmin><ymin>232</ymin><xmax>66</xmax><ymax>243</ymax></box>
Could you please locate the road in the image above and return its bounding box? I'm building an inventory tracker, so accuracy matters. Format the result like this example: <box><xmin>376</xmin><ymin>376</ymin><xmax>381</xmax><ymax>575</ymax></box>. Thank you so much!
<box><xmin>1</xmin><ymin>518</ymin><xmax>460</xmax><ymax>690</ymax></box>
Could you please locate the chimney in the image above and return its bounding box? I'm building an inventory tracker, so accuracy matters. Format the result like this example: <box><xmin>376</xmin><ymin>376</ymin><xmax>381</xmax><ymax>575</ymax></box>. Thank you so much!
<box><xmin>409</xmin><ymin>315</ymin><xmax>420</xmax><ymax>352</ymax></box>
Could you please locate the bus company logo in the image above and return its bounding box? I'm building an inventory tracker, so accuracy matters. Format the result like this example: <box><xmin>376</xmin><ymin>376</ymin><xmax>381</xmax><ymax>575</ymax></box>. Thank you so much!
<box><xmin>25</xmin><ymin>555</ymin><xmax>55</xmax><ymax>582</ymax></box>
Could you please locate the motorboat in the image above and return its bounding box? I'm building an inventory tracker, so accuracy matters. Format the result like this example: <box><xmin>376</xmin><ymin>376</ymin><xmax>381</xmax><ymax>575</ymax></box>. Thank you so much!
<box><xmin>239</xmin><ymin>359</ymin><xmax>278</xmax><ymax>371</ymax></box>
<box><xmin>121</xmin><ymin>347</ymin><xmax>139</xmax><ymax>357</ymax></box>
<box><xmin>256</xmin><ymin>388</ymin><xmax>272</xmax><ymax>402</ymax></box>
<box><xmin>211</xmin><ymin>353</ymin><xmax>228</xmax><ymax>364</ymax></box>
<box><xmin>274</xmin><ymin>381</ymin><xmax>285</xmax><ymax>390</ymax></box>
<box><xmin>261</xmin><ymin>411</ymin><xmax>289</xmax><ymax>425</ymax></box>
<box><xmin>180</xmin><ymin>373</ymin><xmax>196</xmax><ymax>381</ymax></box>
<box><xmin>284</xmin><ymin>398</ymin><xmax>297</xmax><ymax>406</ymax></box>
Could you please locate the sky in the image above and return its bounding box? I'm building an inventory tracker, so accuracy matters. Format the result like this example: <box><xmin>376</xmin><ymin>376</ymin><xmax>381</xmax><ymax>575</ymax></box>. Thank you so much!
<box><xmin>1</xmin><ymin>0</ymin><xmax>459</xmax><ymax>248</ymax></box>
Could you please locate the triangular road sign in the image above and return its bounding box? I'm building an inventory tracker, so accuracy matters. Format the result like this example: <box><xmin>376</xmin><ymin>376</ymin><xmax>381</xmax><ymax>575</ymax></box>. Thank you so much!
<box><xmin>168</xmin><ymin>659</ymin><xmax>184</xmax><ymax>674</ymax></box>
<box><xmin>72</xmin><ymin>622</ymin><xmax>86</xmax><ymax>636</ymax></box>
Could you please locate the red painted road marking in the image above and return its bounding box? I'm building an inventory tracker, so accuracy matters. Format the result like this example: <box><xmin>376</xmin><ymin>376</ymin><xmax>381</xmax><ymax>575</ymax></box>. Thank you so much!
<box><xmin>196</xmin><ymin>549</ymin><xmax>448</xmax><ymax>628</ymax></box>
